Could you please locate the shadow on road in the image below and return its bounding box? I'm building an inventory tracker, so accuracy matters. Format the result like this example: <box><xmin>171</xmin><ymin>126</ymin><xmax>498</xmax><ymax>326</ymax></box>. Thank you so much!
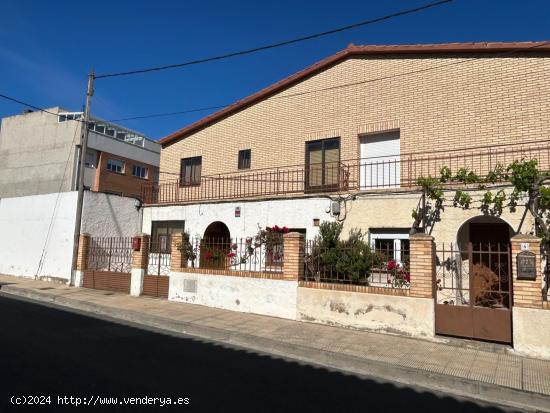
<box><xmin>0</xmin><ymin>295</ymin><xmax>521</xmax><ymax>412</ymax></box>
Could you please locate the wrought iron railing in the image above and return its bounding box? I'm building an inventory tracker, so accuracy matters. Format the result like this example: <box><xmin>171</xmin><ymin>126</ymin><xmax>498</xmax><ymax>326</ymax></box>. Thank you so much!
<box><xmin>143</xmin><ymin>140</ymin><xmax>550</xmax><ymax>204</ymax></box>
<box><xmin>87</xmin><ymin>237</ymin><xmax>133</xmax><ymax>273</ymax></box>
<box><xmin>435</xmin><ymin>242</ymin><xmax>511</xmax><ymax>308</ymax></box>
<box><xmin>185</xmin><ymin>236</ymin><xmax>284</xmax><ymax>273</ymax></box>
<box><xmin>302</xmin><ymin>240</ymin><xmax>410</xmax><ymax>289</ymax></box>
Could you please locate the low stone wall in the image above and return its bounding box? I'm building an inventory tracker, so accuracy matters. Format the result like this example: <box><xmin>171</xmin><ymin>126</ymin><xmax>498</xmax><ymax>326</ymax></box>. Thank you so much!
<box><xmin>169</xmin><ymin>272</ymin><xmax>297</xmax><ymax>320</ymax></box>
<box><xmin>297</xmin><ymin>286</ymin><xmax>434</xmax><ymax>339</ymax></box>
<box><xmin>513</xmin><ymin>307</ymin><xmax>550</xmax><ymax>359</ymax></box>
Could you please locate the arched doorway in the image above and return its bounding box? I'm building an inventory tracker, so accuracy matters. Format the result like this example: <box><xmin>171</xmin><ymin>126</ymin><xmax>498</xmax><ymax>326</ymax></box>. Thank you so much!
<box><xmin>456</xmin><ymin>216</ymin><xmax>514</xmax><ymax>251</ymax></box>
<box><xmin>435</xmin><ymin>216</ymin><xmax>514</xmax><ymax>344</ymax></box>
<box><xmin>201</xmin><ymin>221</ymin><xmax>231</xmax><ymax>269</ymax></box>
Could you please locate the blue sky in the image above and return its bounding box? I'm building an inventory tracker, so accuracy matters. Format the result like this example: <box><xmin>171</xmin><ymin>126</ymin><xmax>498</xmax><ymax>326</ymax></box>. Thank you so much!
<box><xmin>0</xmin><ymin>0</ymin><xmax>549</xmax><ymax>140</ymax></box>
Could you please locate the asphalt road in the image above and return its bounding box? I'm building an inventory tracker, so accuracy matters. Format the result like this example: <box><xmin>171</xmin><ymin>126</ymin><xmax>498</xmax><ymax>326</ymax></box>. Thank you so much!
<box><xmin>0</xmin><ymin>294</ymin><xmax>523</xmax><ymax>413</ymax></box>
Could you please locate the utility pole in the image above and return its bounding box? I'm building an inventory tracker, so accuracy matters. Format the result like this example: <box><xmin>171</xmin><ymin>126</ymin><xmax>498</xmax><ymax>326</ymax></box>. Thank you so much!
<box><xmin>70</xmin><ymin>71</ymin><xmax>94</xmax><ymax>285</ymax></box>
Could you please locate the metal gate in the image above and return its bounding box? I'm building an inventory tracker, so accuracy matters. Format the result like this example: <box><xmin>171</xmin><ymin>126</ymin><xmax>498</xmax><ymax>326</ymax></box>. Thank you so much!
<box><xmin>84</xmin><ymin>237</ymin><xmax>132</xmax><ymax>294</ymax></box>
<box><xmin>434</xmin><ymin>242</ymin><xmax>512</xmax><ymax>343</ymax></box>
<box><xmin>143</xmin><ymin>236</ymin><xmax>171</xmax><ymax>298</ymax></box>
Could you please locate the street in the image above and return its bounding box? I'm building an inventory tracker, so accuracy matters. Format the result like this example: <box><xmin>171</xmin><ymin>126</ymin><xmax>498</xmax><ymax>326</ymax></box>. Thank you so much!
<box><xmin>0</xmin><ymin>294</ymin><xmax>522</xmax><ymax>413</ymax></box>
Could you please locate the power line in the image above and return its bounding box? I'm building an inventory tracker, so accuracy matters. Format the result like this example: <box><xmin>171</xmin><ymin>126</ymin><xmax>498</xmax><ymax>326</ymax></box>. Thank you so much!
<box><xmin>94</xmin><ymin>0</ymin><xmax>454</xmax><ymax>79</ymax></box>
<box><xmin>105</xmin><ymin>40</ymin><xmax>550</xmax><ymax>124</ymax></box>
<box><xmin>0</xmin><ymin>93</ymin><xmax>85</xmax><ymax>123</ymax></box>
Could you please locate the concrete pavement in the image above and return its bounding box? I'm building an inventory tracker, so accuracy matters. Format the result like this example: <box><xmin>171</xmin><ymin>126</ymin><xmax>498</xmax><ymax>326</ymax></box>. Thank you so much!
<box><xmin>1</xmin><ymin>274</ymin><xmax>549</xmax><ymax>412</ymax></box>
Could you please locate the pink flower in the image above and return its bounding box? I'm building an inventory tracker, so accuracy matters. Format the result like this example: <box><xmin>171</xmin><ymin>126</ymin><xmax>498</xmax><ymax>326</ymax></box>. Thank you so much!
<box><xmin>231</xmin><ymin>243</ymin><xmax>238</xmax><ymax>250</ymax></box>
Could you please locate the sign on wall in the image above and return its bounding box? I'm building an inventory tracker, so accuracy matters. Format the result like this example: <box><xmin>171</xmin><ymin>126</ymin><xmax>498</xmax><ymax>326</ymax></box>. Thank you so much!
<box><xmin>517</xmin><ymin>251</ymin><xmax>537</xmax><ymax>281</ymax></box>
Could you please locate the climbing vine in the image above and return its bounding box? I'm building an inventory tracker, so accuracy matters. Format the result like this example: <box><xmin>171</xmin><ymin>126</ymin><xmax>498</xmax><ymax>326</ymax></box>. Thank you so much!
<box><xmin>414</xmin><ymin>159</ymin><xmax>550</xmax><ymax>243</ymax></box>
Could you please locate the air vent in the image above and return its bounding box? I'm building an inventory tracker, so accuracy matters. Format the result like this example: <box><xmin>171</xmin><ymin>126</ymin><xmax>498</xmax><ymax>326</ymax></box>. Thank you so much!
<box><xmin>184</xmin><ymin>279</ymin><xmax>197</xmax><ymax>293</ymax></box>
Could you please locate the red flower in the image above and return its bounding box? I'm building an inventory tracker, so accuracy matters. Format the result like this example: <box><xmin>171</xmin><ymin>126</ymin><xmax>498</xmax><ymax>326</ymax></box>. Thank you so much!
<box><xmin>282</xmin><ymin>226</ymin><xmax>289</xmax><ymax>233</ymax></box>
<box><xmin>227</xmin><ymin>252</ymin><xmax>237</xmax><ymax>258</ymax></box>
<box><xmin>403</xmin><ymin>272</ymin><xmax>411</xmax><ymax>283</ymax></box>
<box><xmin>272</xmin><ymin>225</ymin><xmax>281</xmax><ymax>232</ymax></box>
<box><xmin>386</xmin><ymin>260</ymin><xmax>397</xmax><ymax>271</ymax></box>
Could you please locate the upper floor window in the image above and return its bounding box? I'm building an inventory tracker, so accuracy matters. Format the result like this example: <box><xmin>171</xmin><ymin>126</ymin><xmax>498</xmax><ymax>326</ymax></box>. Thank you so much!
<box><xmin>238</xmin><ymin>149</ymin><xmax>251</xmax><ymax>169</ymax></box>
<box><xmin>180</xmin><ymin>156</ymin><xmax>202</xmax><ymax>186</ymax></box>
<box><xmin>107</xmin><ymin>158</ymin><xmax>124</xmax><ymax>174</ymax></box>
<box><xmin>58</xmin><ymin>113</ymin><xmax>82</xmax><ymax>122</ymax></box>
<box><xmin>85</xmin><ymin>150</ymin><xmax>97</xmax><ymax>168</ymax></box>
<box><xmin>305</xmin><ymin>137</ymin><xmax>340</xmax><ymax>190</ymax></box>
<box><xmin>132</xmin><ymin>164</ymin><xmax>148</xmax><ymax>179</ymax></box>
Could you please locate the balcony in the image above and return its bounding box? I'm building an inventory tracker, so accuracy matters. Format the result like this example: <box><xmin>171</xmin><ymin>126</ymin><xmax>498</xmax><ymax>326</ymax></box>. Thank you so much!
<box><xmin>142</xmin><ymin>140</ymin><xmax>550</xmax><ymax>205</ymax></box>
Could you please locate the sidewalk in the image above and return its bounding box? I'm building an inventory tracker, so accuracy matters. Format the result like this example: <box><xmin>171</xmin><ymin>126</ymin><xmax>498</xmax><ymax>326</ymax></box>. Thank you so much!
<box><xmin>1</xmin><ymin>274</ymin><xmax>549</xmax><ymax>412</ymax></box>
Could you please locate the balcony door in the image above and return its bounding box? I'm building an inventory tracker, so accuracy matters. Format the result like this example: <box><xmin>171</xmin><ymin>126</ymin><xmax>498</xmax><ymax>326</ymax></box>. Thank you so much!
<box><xmin>306</xmin><ymin>138</ymin><xmax>340</xmax><ymax>191</ymax></box>
<box><xmin>360</xmin><ymin>131</ymin><xmax>400</xmax><ymax>189</ymax></box>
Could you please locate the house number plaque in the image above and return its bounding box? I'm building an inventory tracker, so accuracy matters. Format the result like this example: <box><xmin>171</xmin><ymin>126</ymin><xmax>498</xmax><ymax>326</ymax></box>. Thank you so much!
<box><xmin>517</xmin><ymin>251</ymin><xmax>536</xmax><ymax>280</ymax></box>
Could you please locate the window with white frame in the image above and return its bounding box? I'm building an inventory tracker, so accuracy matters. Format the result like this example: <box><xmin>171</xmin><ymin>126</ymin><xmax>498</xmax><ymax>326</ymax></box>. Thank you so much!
<box><xmin>132</xmin><ymin>164</ymin><xmax>148</xmax><ymax>179</ymax></box>
<box><xmin>107</xmin><ymin>158</ymin><xmax>124</xmax><ymax>174</ymax></box>
<box><xmin>369</xmin><ymin>229</ymin><xmax>410</xmax><ymax>264</ymax></box>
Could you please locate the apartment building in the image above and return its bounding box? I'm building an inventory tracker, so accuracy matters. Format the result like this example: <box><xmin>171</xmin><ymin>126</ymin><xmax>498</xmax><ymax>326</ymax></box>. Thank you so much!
<box><xmin>0</xmin><ymin>107</ymin><xmax>160</xmax><ymax>198</ymax></box>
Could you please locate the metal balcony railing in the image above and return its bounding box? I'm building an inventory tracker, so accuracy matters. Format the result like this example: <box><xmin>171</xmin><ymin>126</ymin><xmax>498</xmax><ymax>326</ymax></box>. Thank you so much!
<box><xmin>142</xmin><ymin>140</ymin><xmax>550</xmax><ymax>205</ymax></box>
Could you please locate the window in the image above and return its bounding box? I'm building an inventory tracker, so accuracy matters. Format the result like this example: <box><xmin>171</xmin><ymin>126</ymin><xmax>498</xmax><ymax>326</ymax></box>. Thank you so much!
<box><xmin>238</xmin><ymin>149</ymin><xmax>251</xmax><ymax>169</ymax></box>
<box><xmin>151</xmin><ymin>220</ymin><xmax>185</xmax><ymax>253</ymax></box>
<box><xmin>370</xmin><ymin>229</ymin><xmax>410</xmax><ymax>264</ymax></box>
<box><xmin>85</xmin><ymin>150</ymin><xmax>97</xmax><ymax>168</ymax></box>
<box><xmin>180</xmin><ymin>156</ymin><xmax>202</xmax><ymax>186</ymax></box>
<box><xmin>107</xmin><ymin>158</ymin><xmax>124</xmax><ymax>174</ymax></box>
<box><xmin>132</xmin><ymin>164</ymin><xmax>148</xmax><ymax>179</ymax></box>
<box><xmin>58</xmin><ymin>113</ymin><xmax>82</xmax><ymax>122</ymax></box>
<box><xmin>306</xmin><ymin>138</ymin><xmax>340</xmax><ymax>190</ymax></box>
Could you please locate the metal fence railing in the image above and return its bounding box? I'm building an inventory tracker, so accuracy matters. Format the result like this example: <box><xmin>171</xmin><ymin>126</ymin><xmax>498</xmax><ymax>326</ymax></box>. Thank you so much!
<box><xmin>185</xmin><ymin>236</ymin><xmax>284</xmax><ymax>273</ymax></box>
<box><xmin>302</xmin><ymin>240</ymin><xmax>410</xmax><ymax>289</ymax></box>
<box><xmin>142</xmin><ymin>140</ymin><xmax>550</xmax><ymax>204</ymax></box>
<box><xmin>87</xmin><ymin>237</ymin><xmax>133</xmax><ymax>273</ymax></box>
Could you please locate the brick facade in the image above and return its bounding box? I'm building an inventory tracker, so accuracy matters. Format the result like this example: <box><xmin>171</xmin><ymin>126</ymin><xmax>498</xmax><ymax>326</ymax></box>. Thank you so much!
<box><xmin>93</xmin><ymin>152</ymin><xmax>158</xmax><ymax>198</ymax></box>
<box><xmin>409</xmin><ymin>233</ymin><xmax>435</xmax><ymax>299</ymax></box>
<box><xmin>511</xmin><ymin>234</ymin><xmax>542</xmax><ymax>309</ymax></box>
<box><xmin>76</xmin><ymin>233</ymin><xmax>91</xmax><ymax>271</ymax></box>
<box><xmin>132</xmin><ymin>233</ymin><xmax>150</xmax><ymax>270</ymax></box>
<box><xmin>160</xmin><ymin>51</ymin><xmax>550</xmax><ymax>180</ymax></box>
<box><xmin>283</xmin><ymin>232</ymin><xmax>305</xmax><ymax>281</ymax></box>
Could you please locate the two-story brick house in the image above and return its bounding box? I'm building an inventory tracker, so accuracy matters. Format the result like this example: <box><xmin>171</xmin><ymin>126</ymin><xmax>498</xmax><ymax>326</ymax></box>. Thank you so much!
<box><xmin>142</xmin><ymin>42</ymin><xmax>549</xmax><ymax>251</ymax></box>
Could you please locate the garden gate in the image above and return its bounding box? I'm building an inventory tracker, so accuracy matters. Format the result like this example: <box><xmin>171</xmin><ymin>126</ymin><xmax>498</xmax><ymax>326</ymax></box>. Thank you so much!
<box><xmin>434</xmin><ymin>242</ymin><xmax>512</xmax><ymax>343</ymax></box>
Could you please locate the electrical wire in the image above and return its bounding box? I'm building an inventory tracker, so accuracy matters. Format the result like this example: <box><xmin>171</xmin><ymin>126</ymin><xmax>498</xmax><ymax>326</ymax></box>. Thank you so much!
<box><xmin>94</xmin><ymin>0</ymin><xmax>454</xmax><ymax>79</ymax></box>
<box><xmin>104</xmin><ymin>40</ymin><xmax>550</xmax><ymax>123</ymax></box>
<box><xmin>35</xmin><ymin>122</ymin><xmax>82</xmax><ymax>279</ymax></box>
<box><xmin>0</xmin><ymin>93</ymin><xmax>85</xmax><ymax>123</ymax></box>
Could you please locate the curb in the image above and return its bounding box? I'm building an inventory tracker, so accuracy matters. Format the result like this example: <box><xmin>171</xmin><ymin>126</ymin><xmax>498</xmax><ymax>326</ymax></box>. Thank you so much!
<box><xmin>2</xmin><ymin>285</ymin><xmax>549</xmax><ymax>413</ymax></box>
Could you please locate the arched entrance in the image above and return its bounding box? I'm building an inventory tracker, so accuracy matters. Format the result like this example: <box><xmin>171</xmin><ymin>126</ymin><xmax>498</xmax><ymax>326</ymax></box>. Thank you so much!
<box><xmin>201</xmin><ymin>221</ymin><xmax>231</xmax><ymax>269</ymax></box>
<box><xmin>435</xmin><ymin>216</ymin><xmax>514</xmax><ymax>344</ymax></box>
<box><xmin>456</xmin><ymin>215</ymin><xmax>514</xmax><ymax>251</ymax></box>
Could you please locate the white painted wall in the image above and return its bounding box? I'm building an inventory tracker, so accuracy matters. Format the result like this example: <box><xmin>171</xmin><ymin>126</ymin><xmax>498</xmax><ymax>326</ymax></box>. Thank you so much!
<box><xmin>0</xmin><ymin>191</ymin><xmax>142</xmax><ymax>281</ymax></box>
<box><xmin>513</xmin><ymin>307</ymin><xmax>550</xmax><ymax>359</ymax></box>
<box><xmin>142</xmin><ymin>197</ymin><xmax>334</xmax><ymax>240</ymax></box>
<box><xmin>0</xmin><ymin>192</ymin><xmax>78</xmax><ymax>280</ymax></box>
<box><xmin>82</xmin><ymin>191</ymin><xmax>141</xmax><ymax>237</ymax></box>
<box><xmin>297</xmin><ymin>287</ymin><xmax>435</xmax><ymax>339</ymax></box>
<box><xmin>169</xmin><ymin>272</ymin><xmax>298</xmax><ymax>319</ymax></box>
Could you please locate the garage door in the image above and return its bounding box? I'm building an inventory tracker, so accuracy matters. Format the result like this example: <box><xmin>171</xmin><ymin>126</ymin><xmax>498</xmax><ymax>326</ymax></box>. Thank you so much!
<box><xmin>360</xmin><ymin>131</ymin><xmax>400</xmax><ymax>189</ymax></box>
